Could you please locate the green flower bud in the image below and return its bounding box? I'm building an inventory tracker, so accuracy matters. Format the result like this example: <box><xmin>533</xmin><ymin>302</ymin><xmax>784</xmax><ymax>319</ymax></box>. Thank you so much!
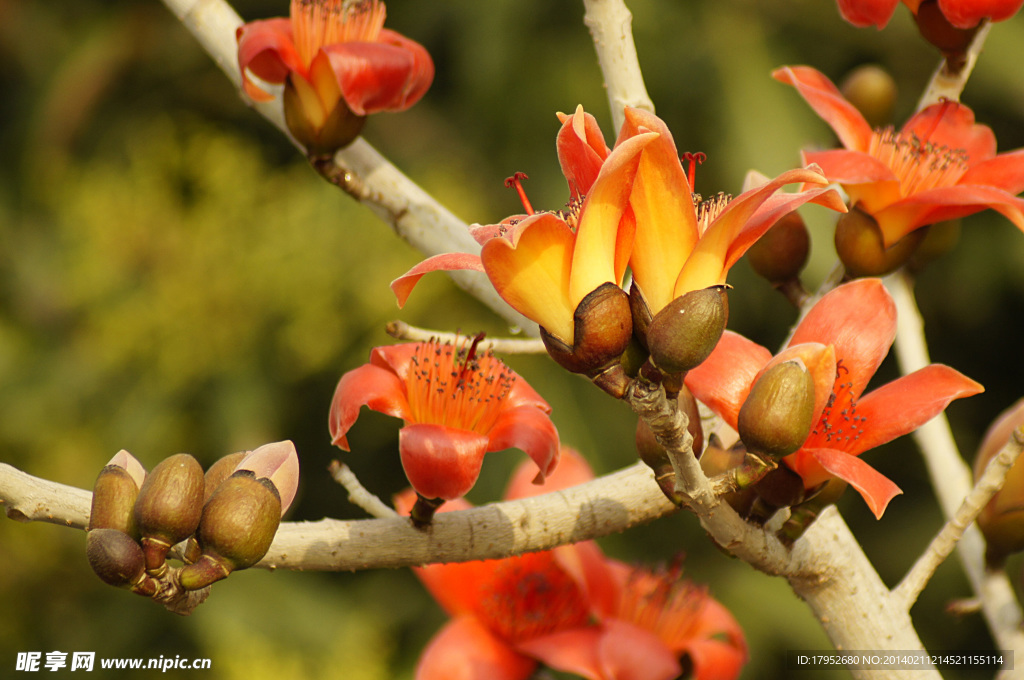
<box><xmin>746</xmin><ymin>211</ymin><xmax>810</xmax><ymax>285</ymax></box>
<box><xmin>737</xmin><ymin>359</ymin><xmax>816</xmax><ymax>459</ymax></box>
<box><xmin>89</xmin><ymin>451</ymin><xmax>147</xmax><ymax>538</ymax></box>
<box><xmin>541</xmin><ymin>282</ymin><xmax>633</xmax><ymax>396</ymax></box>
<box><xmin>179</xmin><ymin>471</ymin><xmax>282</xmax><ymax>590</ymax></box>
<box><xmin>839</xmin><ymin>65</ymin><xmax>897</xmax><ymax>129</ymax></box>
<box><xmin>133</xmin><ymin>453</ymin><xmax>205</xmax><ymax>573</ymax></box>
<box><xmin>646</xmin><ymin>286</ymin><xmax>729</xmax><ymax>375</ymax></box>
<box><xmin>86</xmin><ymin>528</ymin><xmax>146</xmax><ymax>588</ymax></box>
<box><xmin>835</xmin><ymin>206</ymin><xmax>925</xmax><ymax>278</ymax></box>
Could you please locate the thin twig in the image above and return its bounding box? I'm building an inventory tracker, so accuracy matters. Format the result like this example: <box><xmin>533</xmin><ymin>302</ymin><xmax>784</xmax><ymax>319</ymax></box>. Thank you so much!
<box><xmin>581</xmin><ymin>0</ymin><xmax>655</xmax><ymax>132</ymax></box>
<box><xmin>886</xmin><ymin>270</ymin><xmax>1024</xmax><ymax>658</ymax></box>
<box><xmin>385</xmin><ymin>321</ymin><xmax>546</xmax><ymax>354</ymax></box>
<box><xmin>915</xmin><ymin>21</ymin><xmax>993</xmax><ymax>110</ymax></box>
<box><xmin>894</xmin><ymin>427</ymin><xmax>1024</xmax><ymax>609</ymax></box>
<box><xmin>328</xmin><ymin>460</ymin><xmax>399</xmax><ymax>519</ymax></box>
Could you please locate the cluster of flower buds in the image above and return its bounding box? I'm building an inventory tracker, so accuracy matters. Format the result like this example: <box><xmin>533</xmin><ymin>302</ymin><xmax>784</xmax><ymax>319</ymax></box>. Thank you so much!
<box><xmin>974</xmin><ymin>398</ymin><xmax>1024</xmax><ymax>569</ymax></box>
<box><xmin>85</xmin><ymin>441</ymin><xmax>299</xmax><ymax>609</ymax></box>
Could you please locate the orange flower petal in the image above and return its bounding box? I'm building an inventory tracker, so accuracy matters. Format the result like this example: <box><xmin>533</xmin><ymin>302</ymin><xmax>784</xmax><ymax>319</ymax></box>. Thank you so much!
<box><xmin>328</xmin><ymin>363</ymin><xmax>412</xmax><ymax>450</ymax></box>
<box><xmin>803</xmin><ymin>448</ymin><xmax>902</xmax><ymax>519</ymax></box>
<box><xmin>236</xmin><ymin>18</ymin><xmax>305</xmax><ymax>101</ymax></box>
<box><xmin>568</xmin><ymin>129</ymin><xmax>659</xmax><ymax>306</ymax></box>
<box><xmin>622</xmin><ymin>108</ymin><xmax>699</xmax><ymax>317</ymax></box>
<box><xmin>486</xmin><ymin>406</ymin><xmax>561</xmax><ymax>483</ymax></box>
<box><xmin>481</xmin><ymin>214</ymin><xmax>576</xmax><ymax>343</ymax></box>
<box><xmin>557</xmin><ymin>105</ymin><xmax>611</xmax><ymax>200</ymax></box>
<box><xmin>773</xmin><ymin>66</ymin><xmax>874</xmax><ymax>152</ymax></box>
<box><xmin>391</xmin><ymin>252</ymin><xmax>485</xmax><ymax>308</ymax></box>
<box><xmin>685</xmin><ymin>330</ymin><xmax>773</xmax><ymax>430</ymax></box>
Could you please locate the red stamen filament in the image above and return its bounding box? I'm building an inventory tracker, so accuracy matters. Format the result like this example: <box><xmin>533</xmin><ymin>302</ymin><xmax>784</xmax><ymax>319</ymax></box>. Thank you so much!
<box><xmin>810</xmin><ymin>361</ymin><xmax>867</xmax><ymax>449</ymax></box>
<box><xmin>504</xmin><ymin>172</ymin><xmax>535</xmax><ymax>215</ymax></box>
<box><xmin>682</xmin><ymin>151</ymin><xmax>706</xmax><ymax>192</ymax></box>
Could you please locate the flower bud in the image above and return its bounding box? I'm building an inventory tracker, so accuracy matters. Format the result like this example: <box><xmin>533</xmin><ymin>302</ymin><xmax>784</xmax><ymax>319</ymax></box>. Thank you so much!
<box><xmin>89</xmin><ymin>450</ymin><xmax>147</xmax><ymax>537</ymax></box>
<box><xmin>974</xmin><ymin>398</ymin><xmax>1024</xmax><ymax>569</ymax></box>
<box><xmin>235</xmin><ymin>440</ymin><xmax>301</xmax><ymax>515</ymax></box>
<box><xmin>737</xmin><ymin>359</ymin><xmax>816</xmax><ymax>459</ymax></box>
<box><xmin>203</xmin><ymin>451</ymin><xmax>247</xmax><ymax>503</ymax></box>
<box><xmin>178</xmin><ymin>471</ymin><xmax>282</xmax><ymax>590</ymax></box>
<box><xmin>133</xmin><ymin>453</ymin><xmax>205</xmax><ymax>573</ymax></box>
<box><xmin>835</xmin><ymin>206</ymin><xmax>925</xmax><ymax>277</ymax></box>
<box><xmin>86</xmin><ymin>528</ymin><xmax>146</xmax><ymax>588</ymax></box>
<box><xmin>746</xmin><ymin>211</ymin><xmax>810</xmax><ymax>285</ymax></box>
<box><xmin>839</xmin><ymin>65</ymin><xmax>897</xmax><ymax>129</ymax></box>
<box><xmin>752</xmin><ymin>465</ymin><xmax>807</xmax><ymax>509</ymax></box>
<box><xmin>541</xmin><ymin>282</ymin><xmax>633</xmax><ymax>393</ymax></box>
<box><xmin>284</xmin><ymin>75</ymin><xmax>366</xmax><ymax>157</ymax></box>
<box><xmin>646</xmin><ymin>286</ymin><xmax>729</xmax><ymax>375</ymax></box>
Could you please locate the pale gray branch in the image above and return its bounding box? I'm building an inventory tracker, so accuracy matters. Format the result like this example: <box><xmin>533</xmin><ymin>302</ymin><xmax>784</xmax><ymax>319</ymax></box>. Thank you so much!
<box><xmin>385</xmin><ymin>320</ymin><xmax>546</xmax><ymax>354</ymax></box>
<box><xmin>916</xmin><ymin>21</ymin><xmax>993</xmax><ymax>110</ymax></box>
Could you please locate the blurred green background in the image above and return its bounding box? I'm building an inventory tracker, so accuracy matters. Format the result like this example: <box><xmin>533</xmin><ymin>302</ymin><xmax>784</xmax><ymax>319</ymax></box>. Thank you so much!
<box><xmin>2</xmin><ymin>0</ymin><xmax>1024</xmax><ymax>677</ymax></box>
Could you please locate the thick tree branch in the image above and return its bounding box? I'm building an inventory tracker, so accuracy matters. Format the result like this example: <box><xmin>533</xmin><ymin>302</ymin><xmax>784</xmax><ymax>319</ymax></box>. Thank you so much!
<box><xmin>916</xmin><ymin>20</ymin><xmax>992</xmax><ymax>110</ymax></box>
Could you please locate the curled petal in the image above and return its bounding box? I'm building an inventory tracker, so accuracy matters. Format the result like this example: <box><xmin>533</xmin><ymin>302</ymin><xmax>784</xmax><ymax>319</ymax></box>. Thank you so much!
<box><xmin>674</xmin><ymin>166</ymin><xmax>833</xmax><ymax>296</ymax></box>
<box><xmin>399</xmin><ymin>424</ymin><xmax>490</xmax><ymax>500</ymax></box>
<box><xmin>415</xmin><ymin>616</ymin><xmax>535</xmax><ymax>680</ymax></box>
<box><xmin>773</xmin><ymin>66</ymin><xmax>874</xmax><ymax>152</ymax></box>
<box><xmin>481</xmin><ymin>214</ymin><xmax>576</xmax><ymax>344</ymax></box>
<box><xmin>321</xmin><ymin>30</ymin><xmax>434</xmax><ymax>115</ymax></box>
<box><xmin>516</xmin><ymin>628</ymin><xmax>606</xmax><ymax>680</ymax></box>
<box><xmin>329</xmin><ymin>363</ymin><xmax>412</xmax><ymax>450</ymax></box>
<box><xmin>486</xmin><ymin>406</ymin><xmax>561</xmax><ymax>484</ymax></box>
<box><xmin>802</xmin><ymin>448</ymin><xmax>902</xmax><ymax>518</ymax></box>
<box><xmin>853</xmin><ymin>364</ymin><xmax>984</xmax><ymax>454</ymax></box>
<box><xmin>557</xmin><ymin>105</ymin><xmax>611</xmax><ymax>199</ymax></box>
<box><xmin>788</xmin><ymin>278</ymin><xmax>896</xmax><ymax>397</ymax></box>
<box><xmin>236</xmin><ymin>19</ymin><xmax>305</xmax><ymax>101</ymax></box>
<box><xmin>937</xmin><ymin>0</ymin><xmax>1024</xmax><ymax>28</ymax></box>
<box><xmin>391</xmin><ymin>253</ymin><xmax>485</xmax><ymax>308</ymax></box>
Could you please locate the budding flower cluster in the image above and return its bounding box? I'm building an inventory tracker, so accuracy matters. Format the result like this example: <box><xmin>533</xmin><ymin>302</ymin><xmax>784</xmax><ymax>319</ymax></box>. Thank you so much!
<box><xmin>85</xmin><ymin>442</ymin><xmax>299</xmax><ymax>610</ymax></box>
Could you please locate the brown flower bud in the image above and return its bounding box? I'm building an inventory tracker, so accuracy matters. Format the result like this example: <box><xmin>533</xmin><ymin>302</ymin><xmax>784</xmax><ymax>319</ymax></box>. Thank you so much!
<box><xmin>178</xmin><ymin>471</ymin><xmax>282</xmax><ymax>590</ymax></box>
<box><xmin>737</xmin><ymin>359</ymin><xmax>816</xmax><ymax>459</ymax></box>
<box><xmin>974</xmin><ymin>398</ymin><xmax>1024</xmax><ymax>569</ymax></box>
<box><xmin>752</xmin><ymin>465</ymin><xmax>807</xmax><ymax>509</ymax></box>
<box><xmin>839</xmin><ymin>65</ymin><xmax>897</xmax><ymax>129</ymax></box>
<box><xmin>908</xmin><ymin>220</ymin><xmax>961</xmax><ymax>273</ymax></box>
<box><xmin>86</xmin><ymin>528</ymin><xmax>146</xmax><ymax>588</ymax></box>
<box><xmin>541</xmin><ymin>282</ymin><xmax>633</xmax><ymax>391</ymax></box>
<box><xmin>133</xmin><ymin>453</ymin><xmax>205</xmax><ymax>573</ymax></box>
<box><xmin>203</xmin><ymin>451</ymin><xmax>248</xmax><ymax>503</ymax></box>
<box><xmin>284</xmin><ymin>75</ymin><xmax>366</xmax><ymax>157</ymax></box>
<box><xmin>646</xmin><ymin>286</ymin><xmax>729</xmax><ymax>375</ymax></box>
<box><xmin>835</xmin><ymin>206</ymin><xmax>925</xmax><ymax>278</ymax></box>
<box><xmin>746</xmin><ymin>211</ymin><xmax>810</xmax><ymax>285</ymax></box>
<box><xmin>89</xmin><ymin>451</ymin><xmax>147</xmax><ymax>538</ymax></box>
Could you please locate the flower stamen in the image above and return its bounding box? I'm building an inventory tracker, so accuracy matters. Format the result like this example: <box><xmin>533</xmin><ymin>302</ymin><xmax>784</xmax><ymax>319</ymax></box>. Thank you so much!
<box><xmin>291</xmin><ymin>0</ymin><xmax>387</xmax><ymax>67</ymax></box>
<box><xmin>504</xmin><ymin>172</ymin><xmax>535</xmax><ymax>215</ymax></box>
<box><xmin>405</xmin><ymin>337</ymin><xmax>515</xmax><ymax>434</ymax></box>
<box><xmin>682</xmin><ymin>151</ymin><xmax>707</xmax><ymax>192</ymax></box>
<box><xmin>867</xmin><ymin>109</ymin><xmax>970</xmax><ymax>198</ymax></box>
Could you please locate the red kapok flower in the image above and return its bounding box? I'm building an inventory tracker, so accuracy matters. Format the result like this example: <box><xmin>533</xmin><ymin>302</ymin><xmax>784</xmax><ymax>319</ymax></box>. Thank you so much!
<box><xmin>837</xmin><ymin>0</ymin><xmax>1023</xmax><ymax>30</ymax></box>
<box><xmin>686</xmin><ymin>278</ymin><xmax>983</xmax><ymax>518</ymax></box>
<box><xmin>329</xmin><ymin>338</ymin><xmax>559</xmax><ymax>501</ymax></box>
<box><xmin>237</xmin><ymin>0</ymin><xmax>434</xmax><ymax>152</ymax></box>
<box><xmin>400</xmin><ymin>449</ymin><xmax>747</xmax><ymax>680</ymax></box>
<box><xmin>774</xmin><ymin>66</ymin><xmax>1024</xmax><ymax>249</ymax></box>
<box><xmin>392</xmin><ymin>106</ymin><xmax>657</xmax><ymax>386</ymax></box>
<box><xmin>618</xmin><ymin>107</ymin><xmax>846</xmax><ymax>322</ymax></box>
